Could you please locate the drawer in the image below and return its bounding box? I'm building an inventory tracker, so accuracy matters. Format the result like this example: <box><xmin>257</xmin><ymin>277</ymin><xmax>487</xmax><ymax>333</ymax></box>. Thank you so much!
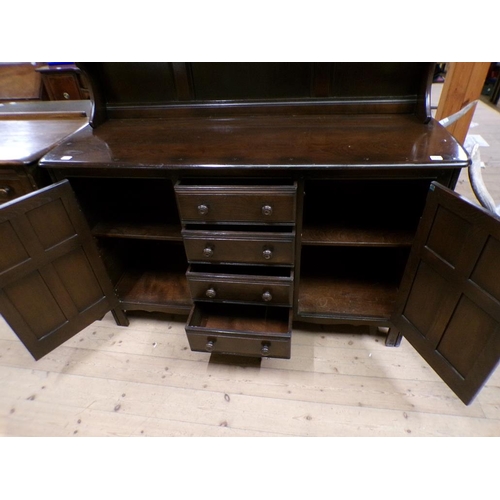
<box><xmin>186</xmin><ymin>264</ymin><xmax>294</xmax><ymax>305</ymax></box>
<box><xmin>0</xmin><ymin>176</ymin><xmax>35</xmax><ymax>203</ymax></box>
<box><xmin>42</xmin><ymin>73</ymin><xmax>82</xmax><ymax>100</ymax></box>
<box><xmin>175</xmin><ymin>181</ymin><xmax>296</xmax><ymax>224</ymax></box>
<box><xmin>182</xmin><ymin>229</ymin><xmax>295</xmax><ymax>265</ymax></box>
<box><xmin>185</xmin><ymin>303</ymin><xmax>292</xmax><ymax>358</ymax></box>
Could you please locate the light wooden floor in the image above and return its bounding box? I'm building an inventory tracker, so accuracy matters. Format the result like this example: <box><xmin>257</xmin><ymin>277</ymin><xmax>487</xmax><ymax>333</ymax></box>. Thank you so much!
<box><xmin>1</xmin><ymin>310</ymin><xmax>499</xmax><ymax>437</ymax></box>
<box><xmin>1</xmin><ymin>91</ymin><xmax>499</xmax><ymax>438</ymax></box>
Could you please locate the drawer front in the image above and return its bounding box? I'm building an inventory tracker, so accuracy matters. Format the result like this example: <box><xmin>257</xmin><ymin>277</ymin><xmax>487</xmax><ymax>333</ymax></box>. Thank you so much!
<box><xmin>175</xmin><ymin>184</ymin><xmax>296</xmax><ymax>224</ymax></box>
<box><xmin>43</xmin><ymin>73</ymin><xmax>82</xmax><ymax>100</ymax></box>
<box><xmin>182</xmin><ymin>230</ymin><xmax>295</xmax><ymax>265</ymax></box>
<box><xmin>186</xmin><ymin>331</ymin><xmax>291</xmax><ymax>358</ymax></box>
<box><xmin>0</xmin><ymin>176</ymin><xmax>34</xmax><ymax>203</ymax></box>
<box><xmin>187</xmin><ymin>274</ymin><xmax>293</xmax><ymax>306</ymax></box>
<box><xmin>185</xmin><ymin>303</ymin><xmax>292</xmax><ymax>358</ymax></box>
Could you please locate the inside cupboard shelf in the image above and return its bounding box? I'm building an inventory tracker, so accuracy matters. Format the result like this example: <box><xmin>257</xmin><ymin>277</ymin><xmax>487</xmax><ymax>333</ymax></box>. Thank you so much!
<box><xmin>97</xmin><ymin>239</ymin><xmax>191</xmax><ymax>314</ymax></box>
<box><xmin>69</xmin><ymin>176</ymin><xmax>182</xmax><ymax>241</ymax></box>
<box><xmin>301</xmin><ymin>223</ymin><xmax>414</xmax><ymax>247</ymax></box>
<box><xmin>297</xmin><ymin>246</ymin><xmax>409</xmax><ymax>320</ymax></box>
<box><xmin>302</xmin><ymin>178</ymin><xmax>430</xmax><ymax>247</ymax></box>
<box><xmin>92</xmin><ymin>220</ymin><xmax>182</xmax><ymax>241</ymax></box>
<box><xmin>116</xmin><ymin>267</ymin><xmax>191</xmax><ymax>313</ymax></box>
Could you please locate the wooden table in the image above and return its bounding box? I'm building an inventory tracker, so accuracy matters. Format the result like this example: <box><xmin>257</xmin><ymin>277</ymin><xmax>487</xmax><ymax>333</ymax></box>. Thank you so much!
<box><xmin>0</xmin><ymin>100</ymin><xmax>89</xmax><ymax>202</ymax></box>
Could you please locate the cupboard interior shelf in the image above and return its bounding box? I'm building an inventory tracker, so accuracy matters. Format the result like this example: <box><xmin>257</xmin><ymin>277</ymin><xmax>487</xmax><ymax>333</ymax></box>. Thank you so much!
<box><xmin>92</xmin><ymin>221</ymin><xmax>182</xmax><ymax>241</ymax></box>
<box><xmin>298</xmin><ymin>246</ymin><xmax>409</xmax><ymax>320</ymax></box>
<box><xmin>69</xmin><ymin>176</ymin><xmax>181</xmax><ymax>242</ymax></box>
<box><xmin>301</xmin><ymin>223</ymin><xmax>415</xmax><ymax>247</ymax></box>
<box><xmin>302</xmin><ymin>178</ymin><xmax>429</xmax><ymax>249</ymax></box>
<box><xmin>98</xmin><ymin>239</ymin><xmax>191</xmax><ymax>313</ymax></box>
<box><xmin>115</xmin><ymin>267</ymin><xmax>191</xmax><ymax>312</ymax></box>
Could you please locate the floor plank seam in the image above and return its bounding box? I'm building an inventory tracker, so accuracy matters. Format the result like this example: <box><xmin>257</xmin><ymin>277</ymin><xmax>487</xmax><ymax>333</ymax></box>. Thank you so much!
<box><xmin>0</xmin><ymin>364</ymin><xmax>494</xmax><ymax>422</ymax></box>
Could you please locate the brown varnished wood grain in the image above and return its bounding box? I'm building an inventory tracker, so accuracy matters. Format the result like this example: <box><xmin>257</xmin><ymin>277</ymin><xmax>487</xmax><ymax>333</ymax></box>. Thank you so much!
<box><xmin>39</xmin><ymin>114</ymin><xmax>468</xmax><ymax>171</ymax></box>
<box><xmin>301</xmin><ymin>223</ymin><xmax>414</xmax><ymax>247</ymax></box>
<box><xmin>298</xmin><ymin>246</ymin><xmax>409</xmax><ymax>321</ymax></box>
<box><xmin>186</xmin><ymin>303</ymin><xmax>292</xmax><ymax>358</ymax></box>
<box><xmin>0</xmin><ymin>119</ymin><xmax>87</xmax><ymax>165</ymax></box>
<box><xmin>175</xmin><ymin>182</ymin><xmax>296</xmax><ymax>224</ymax></box>
<box><xmin>182</xmin><ymin>229</ymin><xmax>295</xmax><ymax>266</ymax></box>
<box><xmin>186</xmin><ymin>265</ymin><xmax>293</xmax><ymax>306</ymax></box>
<box><xmin>102</xmin><ymin>239</ymin><xmax>191</xmax><ymax>313</ymax></box>
<box><xmin>393</xmin><ymin>182</ymin><xmax>500</xmax><ymax>404</ymax></box>
<box><xmin>0</xmin><ymin>180</ymin><xmax>127</xmax><ymax>359</ymax></box>
<box><xmin>195</xmin><ymin>304</ymin><xmax>290</xmax><ymax>335</ymax></box>
<box><xmin>116</xmin><ymin>268</ymin><xmax>191</xmax><ymax>313</ymax></box>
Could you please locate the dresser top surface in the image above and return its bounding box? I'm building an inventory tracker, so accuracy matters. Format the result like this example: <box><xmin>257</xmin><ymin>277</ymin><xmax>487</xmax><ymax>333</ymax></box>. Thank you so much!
<box><xmin>40</xmin><ymin>113</ymin><xmax>468</xmax><ymax>171</ymax></box>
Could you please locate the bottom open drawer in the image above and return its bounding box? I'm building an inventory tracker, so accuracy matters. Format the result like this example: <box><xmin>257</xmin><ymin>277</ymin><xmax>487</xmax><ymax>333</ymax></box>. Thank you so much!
<box><xmin>185</xmin><ymin>303</ymin><xmax>292</xmax><ymax>358</ymax></box>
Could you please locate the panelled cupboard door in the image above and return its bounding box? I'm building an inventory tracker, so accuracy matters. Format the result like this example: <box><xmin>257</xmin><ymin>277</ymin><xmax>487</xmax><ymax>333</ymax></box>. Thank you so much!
<box><xmin>0</xmin><ymin>180</ymin><xmax>128</xmax><ymax>360</ymax></box>
<box><xmin>392</xmin><ymin>182</ymin><xmax>500</xmax><ymax>405</ymax></box>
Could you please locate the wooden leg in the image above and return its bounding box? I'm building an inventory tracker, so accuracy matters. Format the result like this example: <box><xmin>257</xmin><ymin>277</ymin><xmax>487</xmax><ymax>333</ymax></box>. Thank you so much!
<box><xmin>111</xmin><ymin>308</ymin><xmax>129</xmax><ymax>327</ymax></box>
<box><xmin>385</xmin><ymin>327</ymin><xmax>403</xmax><ymax>347</ymax></box>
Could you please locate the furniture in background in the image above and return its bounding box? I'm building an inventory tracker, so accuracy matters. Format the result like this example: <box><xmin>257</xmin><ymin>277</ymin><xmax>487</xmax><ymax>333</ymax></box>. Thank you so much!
<box><xmin>487</xmin><ymin>63</ymin><xmax>500</xmax><ymax>106</ymax></box>
<box><xmin>0</xmin><ymin>62</ymin><xmax>43</xmax><ymax>101</ymax></box>
<box><xmin>0</xmin><ymin>101</ymin><xmax>89</xmax><ymax>203</ymax></box>
<box><xmin>36</xmin><ymin>64</ymin><xmax>90</xmax><ymax>101</ymax></box>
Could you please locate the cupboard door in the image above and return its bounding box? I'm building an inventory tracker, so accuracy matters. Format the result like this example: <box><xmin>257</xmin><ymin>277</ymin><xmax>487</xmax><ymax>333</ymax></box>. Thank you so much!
<box><xmin>392</xmin><ymin>182</ymin><xmax>500</xmax><ymax>404</ymax></box>
<box><xmin>0</xmin><ymin>180</ymin><xmax>128</xmax><ymax>360</ymax></box>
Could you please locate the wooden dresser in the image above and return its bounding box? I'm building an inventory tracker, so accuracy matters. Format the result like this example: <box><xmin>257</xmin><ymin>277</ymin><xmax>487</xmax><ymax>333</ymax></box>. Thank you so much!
<box><xmin>1</xmin><ymin>63</ymin><xmax>499</xmax><ymax>405</ymax></box>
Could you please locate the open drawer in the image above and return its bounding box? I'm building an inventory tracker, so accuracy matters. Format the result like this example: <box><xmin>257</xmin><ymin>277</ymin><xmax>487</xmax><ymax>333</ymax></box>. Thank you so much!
<box><xmin>185</xmin><ymin>303</ymin><xmax>292</xmax><ymax>358</ymax></box>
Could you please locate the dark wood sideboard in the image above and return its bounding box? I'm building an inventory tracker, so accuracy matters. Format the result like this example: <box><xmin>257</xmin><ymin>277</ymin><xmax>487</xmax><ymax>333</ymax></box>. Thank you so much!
<box><xmin>1</xmin><ymin>63</ymin><xmax>499</xmax><ymax>405</ymax></box>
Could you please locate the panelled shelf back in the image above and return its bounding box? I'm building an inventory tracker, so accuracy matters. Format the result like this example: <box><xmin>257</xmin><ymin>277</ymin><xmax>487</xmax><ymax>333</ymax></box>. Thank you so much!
<box><xmin>79</xmin><ymin>62</ymin><xmax>433</xmax><ymax>125</ymax></box>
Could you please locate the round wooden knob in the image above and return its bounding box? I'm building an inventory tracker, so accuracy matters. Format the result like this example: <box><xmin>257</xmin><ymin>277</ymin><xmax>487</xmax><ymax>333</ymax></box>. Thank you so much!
<box><xmin>262</xmin><ymin>248</ymin><xmax>273</xmax><ymax>260</ymax></box>
<box><xmin>261</xmin><ymin>344</ymin><xmax>270</xmax><ymax>355</ymax></box>
<box><xmin>262</xmin><ymin>291</ymin><xmax>272</xmax><ymax>302</ymax></box>
<box><xmin>206</xmin><ymin>340</ymin><xmax>215</xmax><ymax>352</ymax></box>
<box><xmin>203</xmin><ymin>245</ymin><xmax>214</xmax><ymax>257</ymax></box>
<box><xmin>198</xmin><ymin>204</ymin><xmax>209</xmax><ymax>215</ymax></box>
<box><xmin>205</xmin><ymin>287</ymin><xmax>216</xmax><ymax>299</ymax></box>
<box><xmin>262</xmin><ymin>205</ymin><xmax>273</xmax><ymax>216</ymax></box>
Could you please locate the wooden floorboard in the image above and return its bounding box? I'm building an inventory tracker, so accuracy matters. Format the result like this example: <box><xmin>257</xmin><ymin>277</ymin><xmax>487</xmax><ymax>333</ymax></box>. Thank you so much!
<box><xmin>1</xmin><ymin>310</ymin><xmax>499</xmax><ymax>437</ymax></box>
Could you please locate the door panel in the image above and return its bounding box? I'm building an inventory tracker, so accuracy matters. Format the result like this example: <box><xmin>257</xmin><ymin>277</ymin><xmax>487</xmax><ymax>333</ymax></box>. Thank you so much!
<box><xmin>51</xmin><ymin>248</ymin><xmax>104</xmax><ymax>312</ymax></box>
<box><xmin>3</xmin><ymin>270</ymin><xmax>68</xmax><ymax>338</ymax></box>
<box><xmin>0</xmin><ymin>180</ymin><xmax>128</xmax><ymax>360</ymax></box>
<box><xmin>0</xmin><ymin>221</ymin><xmax>30</xmax><ymax>270</ymax></box>
<box><xmin>392</xmin><ymin>182</ymin><xmax>500</xmax><ymax>405</ymax></box>
<box><xmin>425</xmin><ymin>205</ymin><xmax>472</xmax><ymax>268</ymax></box>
